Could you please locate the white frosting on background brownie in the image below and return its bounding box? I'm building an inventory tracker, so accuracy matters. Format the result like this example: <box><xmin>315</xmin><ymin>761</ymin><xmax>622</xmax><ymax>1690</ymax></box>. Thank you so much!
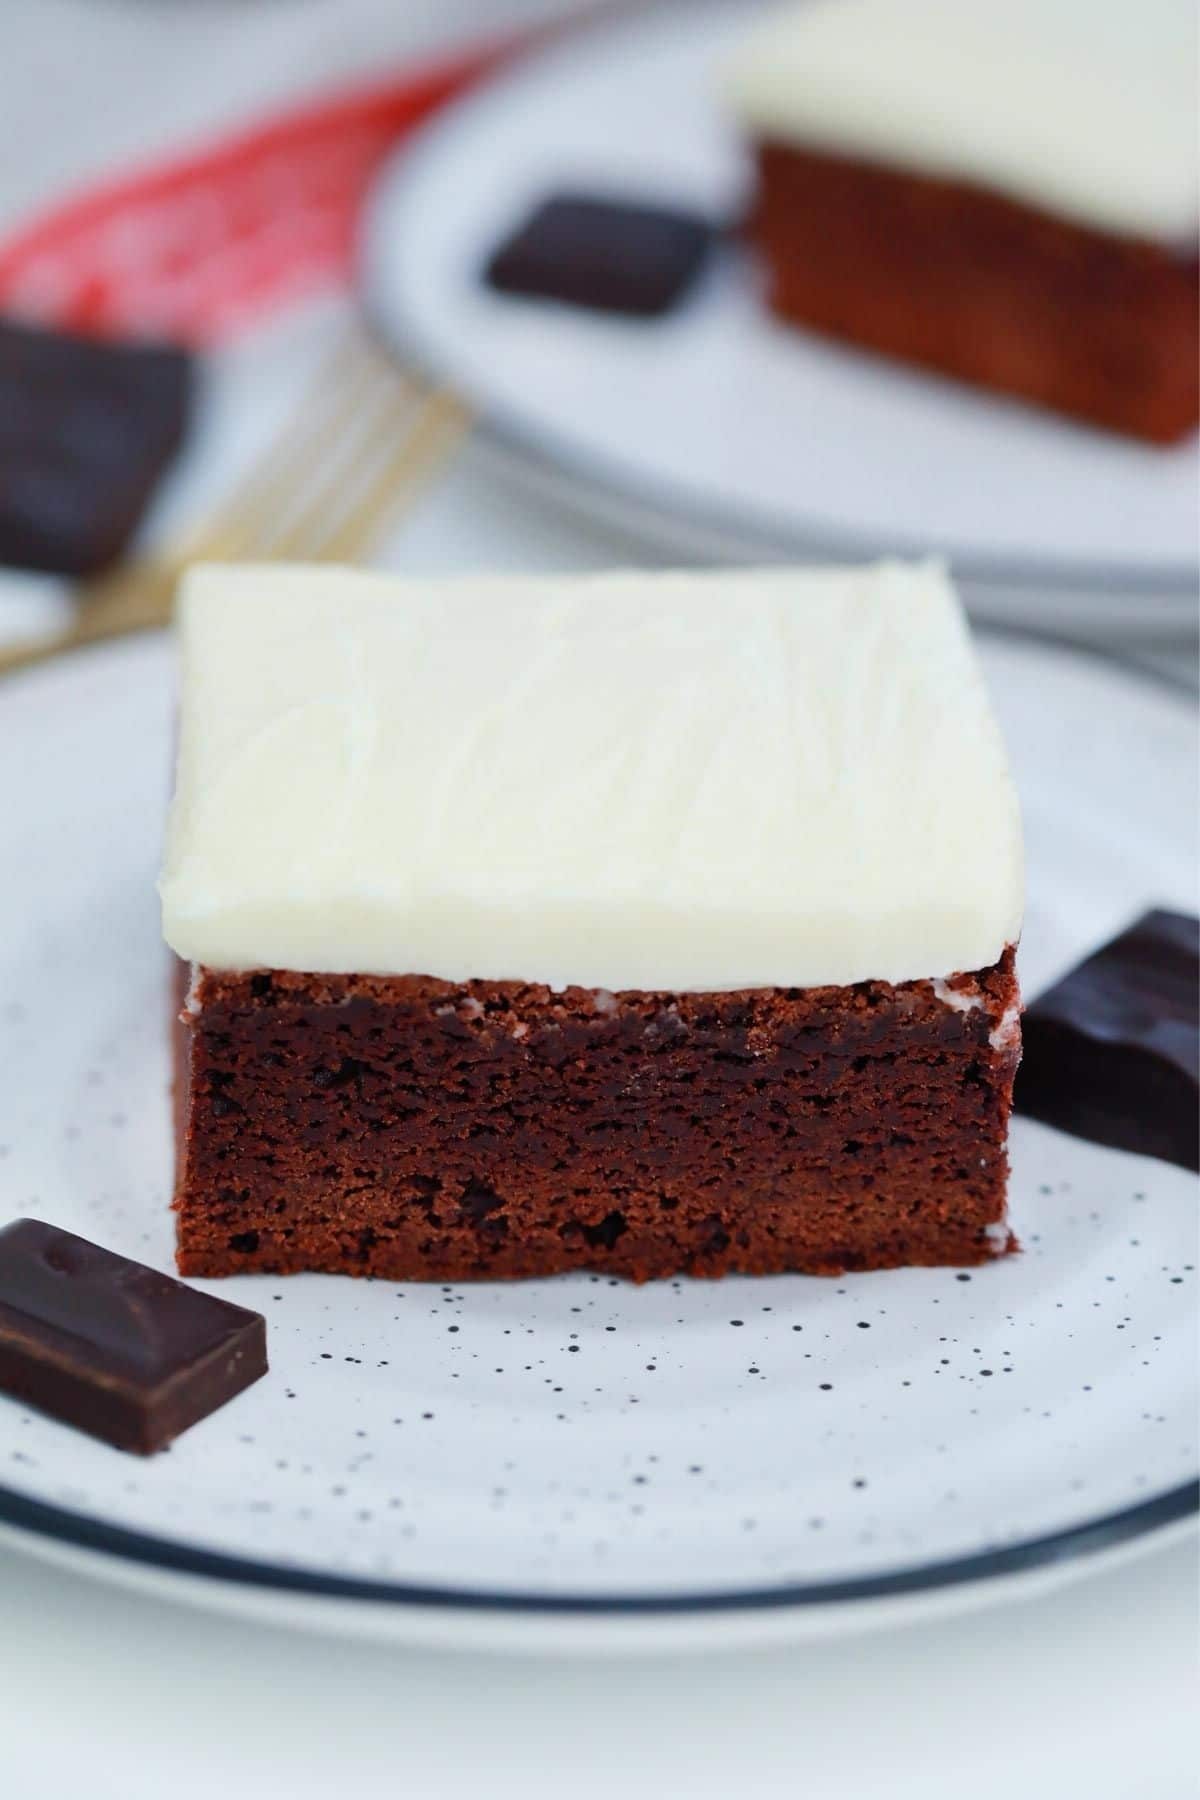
<box><xmin>724</xmin><ymin>0</ymin><xmax>1198</xmax><ymax>243</ymax></box>
<box><xmin>159</xmin><ymin>562</ymin><xmax>1023</xmax><ymax>991</ymax></box>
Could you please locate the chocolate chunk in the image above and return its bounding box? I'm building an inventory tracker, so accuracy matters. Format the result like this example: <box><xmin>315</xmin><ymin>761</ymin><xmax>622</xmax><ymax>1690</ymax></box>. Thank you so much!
<box><xmin>0</xmin><ymin>319</ymin><xmax>191</xmax><ymax>577</ymax></box>
<box><xmin>0</xmin><ymin>1219</ymin><xmax>266</xmax><ymax>1453</ymax></box>
<box><xmin>484</xmin><ymin>193</ymin><xmax>717</xmax><ymax>317</ymax></box>
<box><xmin>1016</xmin><ymin>909</ymin><xmax>1198</xmax><ymax>1170</ymax></box>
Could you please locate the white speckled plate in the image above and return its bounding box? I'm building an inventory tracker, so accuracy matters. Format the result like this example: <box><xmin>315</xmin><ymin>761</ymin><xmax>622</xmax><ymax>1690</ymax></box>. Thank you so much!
<box><xmin>362</xmin><ymin>0</ymin><xmax>1199</xmax><ymax>636</ymax></box>
<box><xmin>0</xmin><ymin>633</ymin><xmax>1195</xmax><ymax>1652</ymax></box>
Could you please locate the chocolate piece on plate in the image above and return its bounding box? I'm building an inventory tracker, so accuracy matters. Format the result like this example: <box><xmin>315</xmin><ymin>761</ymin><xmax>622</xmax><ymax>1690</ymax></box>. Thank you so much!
<box><xmin>484</xmin><ymin>193</ymin><xmax>716</xmax><ymax>316</ymax></box>
<box><xmin>0</xmin><ymin>1218</ymin><xmax>266</xmax><ymax>1453</ymax></box>
<box><xmin>1016</xmin><ymin>909</ymin><xmax>1199</xmax><ymax>1170</ymax></box>
<box><xmin>0</xmin><ymin>319</ymin><xmax>191</xmax><ymax>577</ymax></box>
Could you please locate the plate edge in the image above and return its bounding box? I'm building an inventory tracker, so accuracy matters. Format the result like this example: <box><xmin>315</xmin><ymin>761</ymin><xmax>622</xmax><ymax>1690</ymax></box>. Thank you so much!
<box><xmin>0</xmin><ymin>1478</ymin><xmax>1193</xmax><ymax>1619</ymax></box>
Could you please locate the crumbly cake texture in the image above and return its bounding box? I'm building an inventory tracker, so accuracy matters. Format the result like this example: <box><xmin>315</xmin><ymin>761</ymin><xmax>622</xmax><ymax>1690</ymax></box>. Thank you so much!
<box><xmin>726</xmin><ymin>0</ymin><xmax>1198</xmax><ymax>442</ymax></box>
<box><xmin>1017</xmin><ymin>909</ymin><xmax>1197</xmax><ymax>1172</ymax></box>
<box><xmin>173</xmin><ymin>953</ymin><xmax>1020</xmax><ymax>1281</ymax></box>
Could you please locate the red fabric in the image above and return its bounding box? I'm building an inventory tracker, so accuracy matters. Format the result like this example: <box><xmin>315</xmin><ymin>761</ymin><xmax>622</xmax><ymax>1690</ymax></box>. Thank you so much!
<box><xmin>0</xmin><ymin>44</ymin><xmax>506</xmax><ymax>344</ymax></box>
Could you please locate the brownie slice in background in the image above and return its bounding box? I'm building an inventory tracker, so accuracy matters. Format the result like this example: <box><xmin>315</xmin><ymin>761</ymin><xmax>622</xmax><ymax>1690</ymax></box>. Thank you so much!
<box><xmin>724</xmin><ymin>0</ymin><xmax>1199</xmax><ymax>442</ymax></box>
<box><xmin>0</xmin><ymin>1217</ymin><xmax>266</xmax><ymax>1453</ymax></box>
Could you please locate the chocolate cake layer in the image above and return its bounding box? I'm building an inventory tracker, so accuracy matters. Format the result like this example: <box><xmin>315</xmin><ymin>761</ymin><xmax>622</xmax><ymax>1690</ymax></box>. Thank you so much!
<box><xmin>748</xmin><ymin>142</ymin><xmax>1199</xmax><ymax>444</ymax></box>
<box><xmin>173</xmin><ymin>952</ymin><xmax>1020</xmax><ymax>1282</ymax></box>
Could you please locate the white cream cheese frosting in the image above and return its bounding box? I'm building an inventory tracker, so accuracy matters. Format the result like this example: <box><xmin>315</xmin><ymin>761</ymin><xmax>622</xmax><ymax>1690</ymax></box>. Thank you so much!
<box><xmin>159</xmin><ymin>561</ymin><xmax>1023</xmax><ymax>991</ymax></box>
<box><xmin>724</xmin><ymin>0</ymin><xmax>1198</xmax><ymax>243</ymax></box>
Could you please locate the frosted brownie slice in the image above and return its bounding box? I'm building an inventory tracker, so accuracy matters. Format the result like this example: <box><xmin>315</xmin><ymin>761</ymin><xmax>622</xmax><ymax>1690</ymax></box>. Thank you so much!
<box><xmin>724</xmin><ymin>0</ymin><xmax>1199</xmax><ymax>442</ymax></box>
<box><xmin>160</xmin><ymin>562</ymin><xmax>1023</xmax><ymax>1280</ymax></box>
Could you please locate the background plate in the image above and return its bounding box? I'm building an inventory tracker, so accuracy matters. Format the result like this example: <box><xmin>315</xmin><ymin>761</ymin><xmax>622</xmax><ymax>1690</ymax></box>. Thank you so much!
<box><xmin>0</xmin><ymin>633</ymin><xmax>1195</xmax><ymax>1649</ymax></box>
<box><xmin>363</xmin><ymin>0</ymin><xmax>1199</xmax><ymax>635</ymax></box>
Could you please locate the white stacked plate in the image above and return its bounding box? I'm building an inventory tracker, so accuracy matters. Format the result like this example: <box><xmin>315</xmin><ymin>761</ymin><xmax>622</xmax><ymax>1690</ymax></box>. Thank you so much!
<box><xmin>362</xmin><ymin>0</ymin><xmax>1199</xmax><ymax>638</ymax></box>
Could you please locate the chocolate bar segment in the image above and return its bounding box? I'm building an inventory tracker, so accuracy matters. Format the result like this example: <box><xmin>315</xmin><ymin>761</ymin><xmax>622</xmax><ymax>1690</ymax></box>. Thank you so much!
<box><xmin>0</xmin><ymin>319</ymin><xmax>191</xmax><ymax>576</ymax></box>
<box><xmin>0</xmin><ymin>1219</ymin><xmax>266</xmax><ymax>1453</ymax></box>
<box><xmin>744</xmin><ymin>143</ymin><xmax>1199</xmax><ymax>445</ymax></box>
<box><xmin>484</xmin><ymin>193</ymin><xmax>716</xmax><ymax>317</ymax></box>
<box><xmin>1016</xmin><ymin>909</ymin><xmax>1199</xmax><ymax>1170</ymax></box>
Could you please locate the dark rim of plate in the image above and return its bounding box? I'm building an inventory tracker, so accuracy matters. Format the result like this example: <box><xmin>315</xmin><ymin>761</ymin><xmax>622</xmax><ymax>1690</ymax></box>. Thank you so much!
<box><xmin>0</xmin><ymin>1480</ymin><xmax>1195</xmax><ymax>1615</ymax></box>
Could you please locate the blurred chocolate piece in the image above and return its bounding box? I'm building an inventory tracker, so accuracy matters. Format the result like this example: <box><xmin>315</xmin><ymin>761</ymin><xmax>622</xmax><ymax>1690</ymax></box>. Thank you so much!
<box><xmin>485</xmin><ymin>193</ymin><xmax>716</xmax><ymax>316</ymax></box>
<box><xmin>0</xmin><ymin>1218</ymin><xmax>266</xmax><ymax>1454</ymax></box>
<box><xmin>1016</xmin><ymin>909</ymin><xmax>1199</xmax><ymax>1170</ymax></box>
<box><xmin>0</xmin><ymin>319</ymin><xmax>191</xmax><ymax>576</ymax></box>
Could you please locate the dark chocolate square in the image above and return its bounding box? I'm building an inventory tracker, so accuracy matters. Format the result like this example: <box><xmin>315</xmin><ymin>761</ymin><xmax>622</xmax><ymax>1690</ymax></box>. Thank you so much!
<box><xmin>1016</xmin><ymin>909</ymin><xmax>1198</xmax><ymax>1170</ymax></box>
<box><xmin>0</xmin><ymin>319</ymin><xmax>191</xmax><ymax>577</ymax></box>
<box><xmin>0</xmin><ymin>1219</ymin><xmax>266</xmax><ymax>1453</ymax></box>
<box><xmin>484</xmin><ymin>193</ymin><xmax>716</xmax><ymax>317</ymax></box>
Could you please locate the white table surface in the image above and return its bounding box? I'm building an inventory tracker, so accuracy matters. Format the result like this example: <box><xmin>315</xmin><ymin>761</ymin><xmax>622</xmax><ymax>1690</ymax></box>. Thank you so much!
<box><xmin>1</xmin><ymin>1528</ymin><xmax>1196</xmax><ymax>1800</ymax></box>
<box><xmin>0</xmin><ymin>6</ymin><xmax>1195</xmax><ymax>1794</ymax></box>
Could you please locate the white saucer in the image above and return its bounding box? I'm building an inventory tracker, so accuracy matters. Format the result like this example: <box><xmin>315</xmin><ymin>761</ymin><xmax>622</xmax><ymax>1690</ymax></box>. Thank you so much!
<box><xmin>0</xmin><ymin>632</ymin><xmax>1194</xmax><ymax>1650</ymax></box>
<box><xmin>362</xmin><ymin>0</ymin><xmax>1199</xmax><ymax>637</ymax></box>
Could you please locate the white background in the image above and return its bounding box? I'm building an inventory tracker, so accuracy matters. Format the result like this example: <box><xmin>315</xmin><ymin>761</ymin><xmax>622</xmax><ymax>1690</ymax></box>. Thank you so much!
<box><xmin>0</xmin><ymin>4</ymin><xmax>1195</xmax><ymax>1795</ymax></box>
<box><xmin>1</xmin><ymin>1529</ymin><xmax>1196</xmax><ymax>1800</ymax></box>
